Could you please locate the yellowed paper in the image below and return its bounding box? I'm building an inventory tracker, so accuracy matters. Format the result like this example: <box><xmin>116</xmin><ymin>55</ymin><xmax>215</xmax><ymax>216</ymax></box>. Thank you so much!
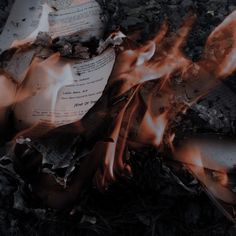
<box><xmin>0</xmin><ymin>0</ymin><xmax>50</xmax><ymax>52</ymax></box>
<box><xmin>0</xmin><ymin>0</ymin><xmax>105</xmax><ymax>52</ymax></box>
<box><xmin>14</xmin><ymin>48</ymin><xmax>115</xmax><ymax>130</ymax></box>
<box><xmin>48</xmin><ymin>0</ymin><xmax>105</xmax><ymax>40</ymax></box>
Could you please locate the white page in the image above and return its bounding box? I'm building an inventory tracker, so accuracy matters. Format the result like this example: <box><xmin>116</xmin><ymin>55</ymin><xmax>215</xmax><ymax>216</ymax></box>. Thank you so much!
<box><xmin>14</xmin><ymin>48</ymin><xmax>116</xmax><ymax>130</ymax></box>
<box><xmin>0</xmin><ymin>0</ymin><xmax>50</xmax><ymax>52</ymax></box>
<box><xmin>0</xmin><ymin>0</ymin><xmax>105</xmax><ymax>52</ymax></box>
<box><xmin>48</xmin><ymin>0</ymin><xmax>105</xmax><ymax>41</ymax></box>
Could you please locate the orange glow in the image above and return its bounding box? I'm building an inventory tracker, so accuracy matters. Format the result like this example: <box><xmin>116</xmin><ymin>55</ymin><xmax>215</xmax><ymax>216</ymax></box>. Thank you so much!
<box><xmin>138</xmin><ymin>110</ymin><xmax>168</xmax><ymax>148</ymax></box>
<box><xmin>14</xmin><ymin>53</ymin><xmax>74</xmax><ymax>128</ymax></box>
<box><xmin>7</xmin><ymin>8</ymin><xmax>236</xmax><ymax>211</ymax></box>
<box><xmin>80</xmin><ymin>10</ymin><xmax>236</xmax><ymax>188</ymax></box>
<box><xmin>204</xmin><ymin>11</ymin><xmax>236</xmax><ymax>78</ymax></box>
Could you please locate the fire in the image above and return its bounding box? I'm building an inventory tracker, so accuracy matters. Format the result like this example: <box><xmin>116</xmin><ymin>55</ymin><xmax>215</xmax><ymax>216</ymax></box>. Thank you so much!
<box><xmin>139</xmin><ymin>110</ymin><xmax>168</xmax><ymax>147</ymax></box>
<box><xmin>90</xmin><ymin>10</ymin><xmax>236</xmax><ymax>199</ymax></box>
<box><xmin>9</xmin><ymin>9</ymin><xmax>236</xmax><ymax>213</ymax></box>
<box><xmin>14</xmin><ymin>53</ymin><xmax>74</xmax><ymax>129</ymax></box>
<box><xmin>0</xmin><ymin>73</ymin><xmax>17</xmax><ymax>128</ymax></box>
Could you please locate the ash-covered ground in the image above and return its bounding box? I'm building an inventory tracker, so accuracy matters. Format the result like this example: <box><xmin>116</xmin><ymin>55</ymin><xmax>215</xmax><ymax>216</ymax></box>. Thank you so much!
<box><xmin>0</xmin><ymin>0</ymin><xmax>236</xmax><ymax>235</ymax></box>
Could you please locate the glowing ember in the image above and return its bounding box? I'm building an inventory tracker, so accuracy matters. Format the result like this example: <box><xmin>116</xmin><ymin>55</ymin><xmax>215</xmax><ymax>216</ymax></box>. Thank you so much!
<box><xmin>89</xmin><ymin>12</ymin><xmax>236</xmax><ymax>187</ymax></box>
<box><xmin>86</xmin><ymin>10</ymin><xmax>236</xmax><ymax>203</ymax></box>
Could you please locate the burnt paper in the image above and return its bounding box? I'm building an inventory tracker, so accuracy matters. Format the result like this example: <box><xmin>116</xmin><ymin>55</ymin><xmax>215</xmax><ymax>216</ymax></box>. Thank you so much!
<box><xmin>0</xmin><ymin>1</ymin><xmax>236</xmax><ymax>235</ymax></box>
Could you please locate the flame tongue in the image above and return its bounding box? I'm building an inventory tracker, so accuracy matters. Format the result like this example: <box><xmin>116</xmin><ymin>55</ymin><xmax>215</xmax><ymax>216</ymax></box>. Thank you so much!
<box><xmin>90</xmin><ymin>10</ymin><xmax>236</xmax><ymax>192</ymax></box>
<box><xmin>204</xmin><ymin>10</ymin><xmax>236</xmax><ymax>78</ymax></box>
<box><xmin>9</xmin><ymin>8</ymin><xmax>236</xmax><ymax>213</ymax></box>
<box><xmin>69</xmin><ymin>10</ymin><xmax>236</xmax><ymax>218</ymax></box>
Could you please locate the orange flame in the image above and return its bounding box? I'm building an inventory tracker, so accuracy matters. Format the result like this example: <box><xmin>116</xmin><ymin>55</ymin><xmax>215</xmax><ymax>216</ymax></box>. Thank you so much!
<box><xmin>91</xmin><ymin>11</ymin><xmax>236</xmax><ymax>190</ymax></box>
<box><xmin>14</xmin><ymin>53</ymin><xmax>74</xmax><ymax>129</ymax></box>
<box><xmin>9</xmin><ymin>9</ymin><xmax>236</xmax><ymax>211</ymax></box>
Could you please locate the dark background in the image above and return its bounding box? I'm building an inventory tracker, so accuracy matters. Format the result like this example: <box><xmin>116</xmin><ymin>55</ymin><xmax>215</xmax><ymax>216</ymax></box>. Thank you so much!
<box><xmin>0</xmin><ymin>0</ymin><xmax>236</xmax><ymax>235</ymax></box>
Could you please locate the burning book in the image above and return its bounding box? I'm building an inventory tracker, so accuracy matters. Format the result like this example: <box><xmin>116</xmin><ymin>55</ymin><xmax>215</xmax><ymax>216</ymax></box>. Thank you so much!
<box><xmin>0</xmin><ymin>0</ymin><xmax>236</xmax><ymax>230</ymax></box>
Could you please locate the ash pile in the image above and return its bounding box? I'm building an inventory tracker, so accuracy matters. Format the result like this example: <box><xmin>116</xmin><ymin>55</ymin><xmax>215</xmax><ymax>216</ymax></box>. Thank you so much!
<box><xmin>0</xmin><ymin>0</ymin><xmax>236</xmax><ymax>235</ymax></box>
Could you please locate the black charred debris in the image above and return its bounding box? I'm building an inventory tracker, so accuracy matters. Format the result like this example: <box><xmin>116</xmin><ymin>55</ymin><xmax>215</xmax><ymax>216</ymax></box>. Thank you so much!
<box><xmin>0</xmin><ymin>0</ymin><xmax>236</xmax><ymax>235</ymax></box>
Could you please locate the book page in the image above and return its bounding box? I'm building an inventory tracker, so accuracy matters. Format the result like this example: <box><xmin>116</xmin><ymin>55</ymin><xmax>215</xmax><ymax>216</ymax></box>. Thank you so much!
<box><xmin>0</xmin><ymin>0</ymin><xmax>105</xmax><ymax>52</ymax></box>
<box><xmin>0</xmin><ymin>0</ymin><xmax>50</xmax><ymax>52</ymax></box>
<box><xmin>48</xmin><ymin>0</ymin><xmax>105</xmax><ymax>41</ymax></box>
<box><xmin>13</xmin><ymin>48</ymin><xmax>116</xmax><ymax>130</ymax></box>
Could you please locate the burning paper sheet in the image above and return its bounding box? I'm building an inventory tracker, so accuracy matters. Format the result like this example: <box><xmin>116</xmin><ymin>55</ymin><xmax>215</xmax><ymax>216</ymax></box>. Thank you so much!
<box><xmin>0</xmin><ymin>0</ymin><xmax>105</xmax><ymax>52</ymax></box>
<box><xmin>39</xmin><ymin>10</ymin><xmax>236</xmax><ymax>218</ymax></box>
<box><xmin>14</xmin><ymin>48</ymin><xmax>115</xmax><ymax>129</ymax></box>
<box><xmin>48</xmin><ymin>0</ymin><xmax>105</xmax><ymax>41</ymax></box>
<box><xmin>1</xmin><ymin>0</ymin><xmax>236</xmax><ymax>225</ymax></box>
<box><xmin>0</xmin><ymin>0</ymin><xmax>114</xmax><ymax>132</ymax></box>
